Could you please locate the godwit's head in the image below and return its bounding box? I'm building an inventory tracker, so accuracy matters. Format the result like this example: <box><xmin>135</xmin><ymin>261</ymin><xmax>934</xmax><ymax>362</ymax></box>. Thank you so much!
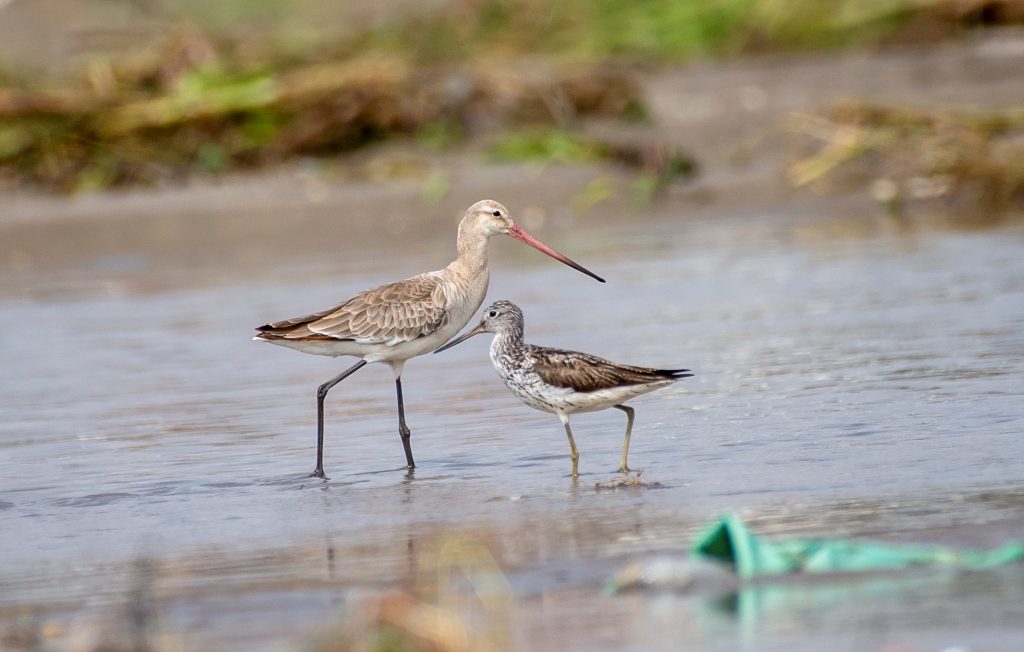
<box><xmin>463</xmin><ymin>199</ymin><xmax>514</xmax><ymax>236</ymax></box>
<box><xmin>433</xmin><ymin>300</ymin><xmax>523</xmax><ymax>353</ymax></box>
<box><xmin>459</xmin><ymin>199</ymin><xmax>605</xmax><ymax>283</ymax></box>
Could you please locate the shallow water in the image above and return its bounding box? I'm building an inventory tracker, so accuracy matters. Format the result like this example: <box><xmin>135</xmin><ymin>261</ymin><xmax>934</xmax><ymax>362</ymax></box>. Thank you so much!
<box><xmin>2</xmin><ymin>203</ymin><xmax>1024</xmax><ymax>649</ymax></box>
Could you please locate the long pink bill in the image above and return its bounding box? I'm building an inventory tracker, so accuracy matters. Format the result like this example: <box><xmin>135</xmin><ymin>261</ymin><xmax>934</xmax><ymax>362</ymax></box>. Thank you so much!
<box><xmin>434</xmin><ymin>322</ymin><xmax>487</xmax><ymax>354</ymax></box>
<box><xmin>506</xmin><ymin>224</ymin><xmax>605</xmax><ymax>283</ymax></box>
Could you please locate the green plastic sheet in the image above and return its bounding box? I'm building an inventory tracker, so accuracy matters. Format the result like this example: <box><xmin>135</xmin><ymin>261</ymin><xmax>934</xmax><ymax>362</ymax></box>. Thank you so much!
<box><xmin>691</xmin><ymin>514</ymin><xmax>1024</xmax><ymax>580</ymax></box>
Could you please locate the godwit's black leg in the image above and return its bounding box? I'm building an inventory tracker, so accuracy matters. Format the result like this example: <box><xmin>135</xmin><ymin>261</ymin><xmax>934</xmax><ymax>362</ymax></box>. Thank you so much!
<box><xmin>395</xmin><ymin>377</ymin><xmax>416</xmax><ymax>470</ymax></box>
<box><xmin>558</xmin><ymin>414</ymin><xmax>580</xmax><ymax>477</ymax></box>
<box><xmin>311</xmin><ymin>360</ymin><xmax>367</xmax><ymax>479</ymax></box>
<box><xmin>614</xmin><ymin>404</ymin><xmax>635</xmax><ymax>473</ymax></box>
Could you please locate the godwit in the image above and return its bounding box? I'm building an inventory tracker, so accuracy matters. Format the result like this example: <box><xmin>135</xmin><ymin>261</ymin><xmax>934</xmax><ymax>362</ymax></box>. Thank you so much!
<box><xmin>435</xmin><ymin>300</ymin><xmax>691</xmax><ymax>477</ymax></box>
<box><xmin>255</xmin><ymin>200</ymin><xmax>604</xmax><ymax>479</ymax></box>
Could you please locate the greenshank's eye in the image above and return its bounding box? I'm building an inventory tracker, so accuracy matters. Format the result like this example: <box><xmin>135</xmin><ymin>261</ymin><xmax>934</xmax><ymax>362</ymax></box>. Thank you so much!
<box><xmin>488</xmin><ymin>310</ymin><xmax>497</xmax><ymax>318</ymax></box>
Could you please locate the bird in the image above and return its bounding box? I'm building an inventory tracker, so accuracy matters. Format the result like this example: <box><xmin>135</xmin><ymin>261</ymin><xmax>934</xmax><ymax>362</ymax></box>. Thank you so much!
<box><xmin>254</xmin><ymin>200</ymin><xmax>605</xmax><ymax>479</ymax></box>
<box><xmin>435</xmin><ymin>300</ymin><xmax>691</xmax><ymax>477</ymax></box>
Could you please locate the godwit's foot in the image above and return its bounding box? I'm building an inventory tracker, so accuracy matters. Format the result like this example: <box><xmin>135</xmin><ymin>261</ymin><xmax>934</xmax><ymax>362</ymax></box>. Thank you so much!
<box><xmin>399</xmin><ymin>424</ymin><xmax>416</xmax><ymax>469</ymax></box>
<box><xmin>309</xmin><ymin>468</ymin><xmax>329</xmax><ymax>480</ymax></box>
<box><xmin>617</xmin><ymin>465</ymin><xmax>632</xmax><ymax>474</ymax></box>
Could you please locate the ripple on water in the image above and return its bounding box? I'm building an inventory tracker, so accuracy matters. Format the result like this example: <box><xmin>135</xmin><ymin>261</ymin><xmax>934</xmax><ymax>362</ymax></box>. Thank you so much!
<box><xmin>52</xmin><ymin>492</ymin><xmax>137</xmax><ymax>507</ymax></box>
<box><xmin>200</xmin><ymin>481</ymin><xmax>253</xmax><ymax>490</ymax></box>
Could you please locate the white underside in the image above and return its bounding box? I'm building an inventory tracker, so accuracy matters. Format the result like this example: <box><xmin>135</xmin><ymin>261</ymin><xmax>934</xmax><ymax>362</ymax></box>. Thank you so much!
<box><xmin>505</xmin><ymin>377</ymin><xmax>674</xmax><ymax>417</ymax></box>
<box><xmin>253</xmin><ymin>325</ymin><xmax>460</xmax><ymax>363</ymax></box>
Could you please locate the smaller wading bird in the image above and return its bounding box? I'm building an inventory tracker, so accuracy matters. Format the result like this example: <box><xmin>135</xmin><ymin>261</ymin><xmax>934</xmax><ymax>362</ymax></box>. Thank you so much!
<box><xmin>255</xmin><ymin>201</ymin><xmax>604</xmax><ymax>479</ymax></box>
<box><xmin>436</xmin><ymin>301</ymin><xmax>692</xmax><ymax>477</ymax></box>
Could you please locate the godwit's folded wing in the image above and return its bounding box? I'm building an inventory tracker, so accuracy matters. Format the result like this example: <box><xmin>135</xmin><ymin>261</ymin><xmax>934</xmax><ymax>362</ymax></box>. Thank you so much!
<box><xmin>256</xmin><ymin>306</ymin><xmax>337</xmax><ymax>334</ymax></box>
<box><xmin>528</xmin><ymin>346</ymin><xmax>691</xmax><ymax>393</ymax></box>
<box><xmin>256</xmin><ymin>273</ymin><xmax>448</xmax><ymax>346</ymax></box>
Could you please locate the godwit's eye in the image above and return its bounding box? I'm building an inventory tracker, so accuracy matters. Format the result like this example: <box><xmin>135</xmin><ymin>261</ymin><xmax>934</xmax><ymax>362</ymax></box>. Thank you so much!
<box><xmin>492</xmin><ymin>210</ymin><xmax>501</xmax><ymax>217</ymax></box>
<box><xmin>488</xmin><ymin>310</ymin><xmax>497</xmax><ymax>318</ymax></box>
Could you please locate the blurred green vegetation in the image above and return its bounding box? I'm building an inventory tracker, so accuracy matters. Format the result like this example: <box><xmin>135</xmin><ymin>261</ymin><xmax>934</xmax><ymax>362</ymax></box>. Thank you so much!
<box><xmin>145</xmin><ymin>0</ymin><xmax>966</xmax><ymax>64</ymax></box>
<box><xmin>489</xmin><ymin>127</ymin><xmax>696</xmax><ymax>204</ymax></box>
<box><xmin>490</xmin><ymin>129</ymin><xmax>606</xmax><ymax>164</ymax></box>
<box><xmin>0</xmin><ymin>0</ymin><xmax>1016</xmax><ymax>193</ymax></box>
<box><xmin>0</xmin><ymin>55</ymin><xmax>649</xmax><ymax>191</ymax></box>
<box><xmin>355</xmin><ymin>0</ymin><xmax>929</xmax><ymax>62</ymax></box>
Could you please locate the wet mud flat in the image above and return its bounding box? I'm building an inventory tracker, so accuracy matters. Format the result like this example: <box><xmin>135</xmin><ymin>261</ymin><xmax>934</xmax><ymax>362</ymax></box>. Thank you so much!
<box><xmin>3</xmin><ymin>37</ymin><xmax>1024</xmax><ymax>652</ymax></box>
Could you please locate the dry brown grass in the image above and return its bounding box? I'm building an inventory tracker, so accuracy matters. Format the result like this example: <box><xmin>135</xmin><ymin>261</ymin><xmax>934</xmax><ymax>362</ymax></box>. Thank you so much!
<box><xmin>788</xmin><ymin>100</ymin><xmax>1024</xmax><ymax>216</ymax></box>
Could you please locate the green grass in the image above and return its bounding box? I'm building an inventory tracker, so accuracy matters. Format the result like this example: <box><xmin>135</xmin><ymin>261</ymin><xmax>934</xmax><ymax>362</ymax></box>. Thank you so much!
<box><xmin>344</xmin><ymin>0</ymin><xmax>931</xmax><ymax>63</ymax></box>
<box><xmin>489</xmin><ymin>128</ymin><xmax>606</xmax><ymax>164</ymax></box>
<box><xmin>75</xmin><ymin>0</ymin><xmax>939</xmax><ymax>68</ymax></box>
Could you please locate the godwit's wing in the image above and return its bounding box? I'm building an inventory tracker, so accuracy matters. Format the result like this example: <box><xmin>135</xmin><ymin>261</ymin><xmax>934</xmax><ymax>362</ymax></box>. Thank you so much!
<box><xmin>256</xmin><ymin>272</ymin><xmax>449</xmax><ymax>346</ymax></box>
<box><xmin>526</xmin><ymin>346</ymin><xmax>691</xmax><ymax>393</ymax></box>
